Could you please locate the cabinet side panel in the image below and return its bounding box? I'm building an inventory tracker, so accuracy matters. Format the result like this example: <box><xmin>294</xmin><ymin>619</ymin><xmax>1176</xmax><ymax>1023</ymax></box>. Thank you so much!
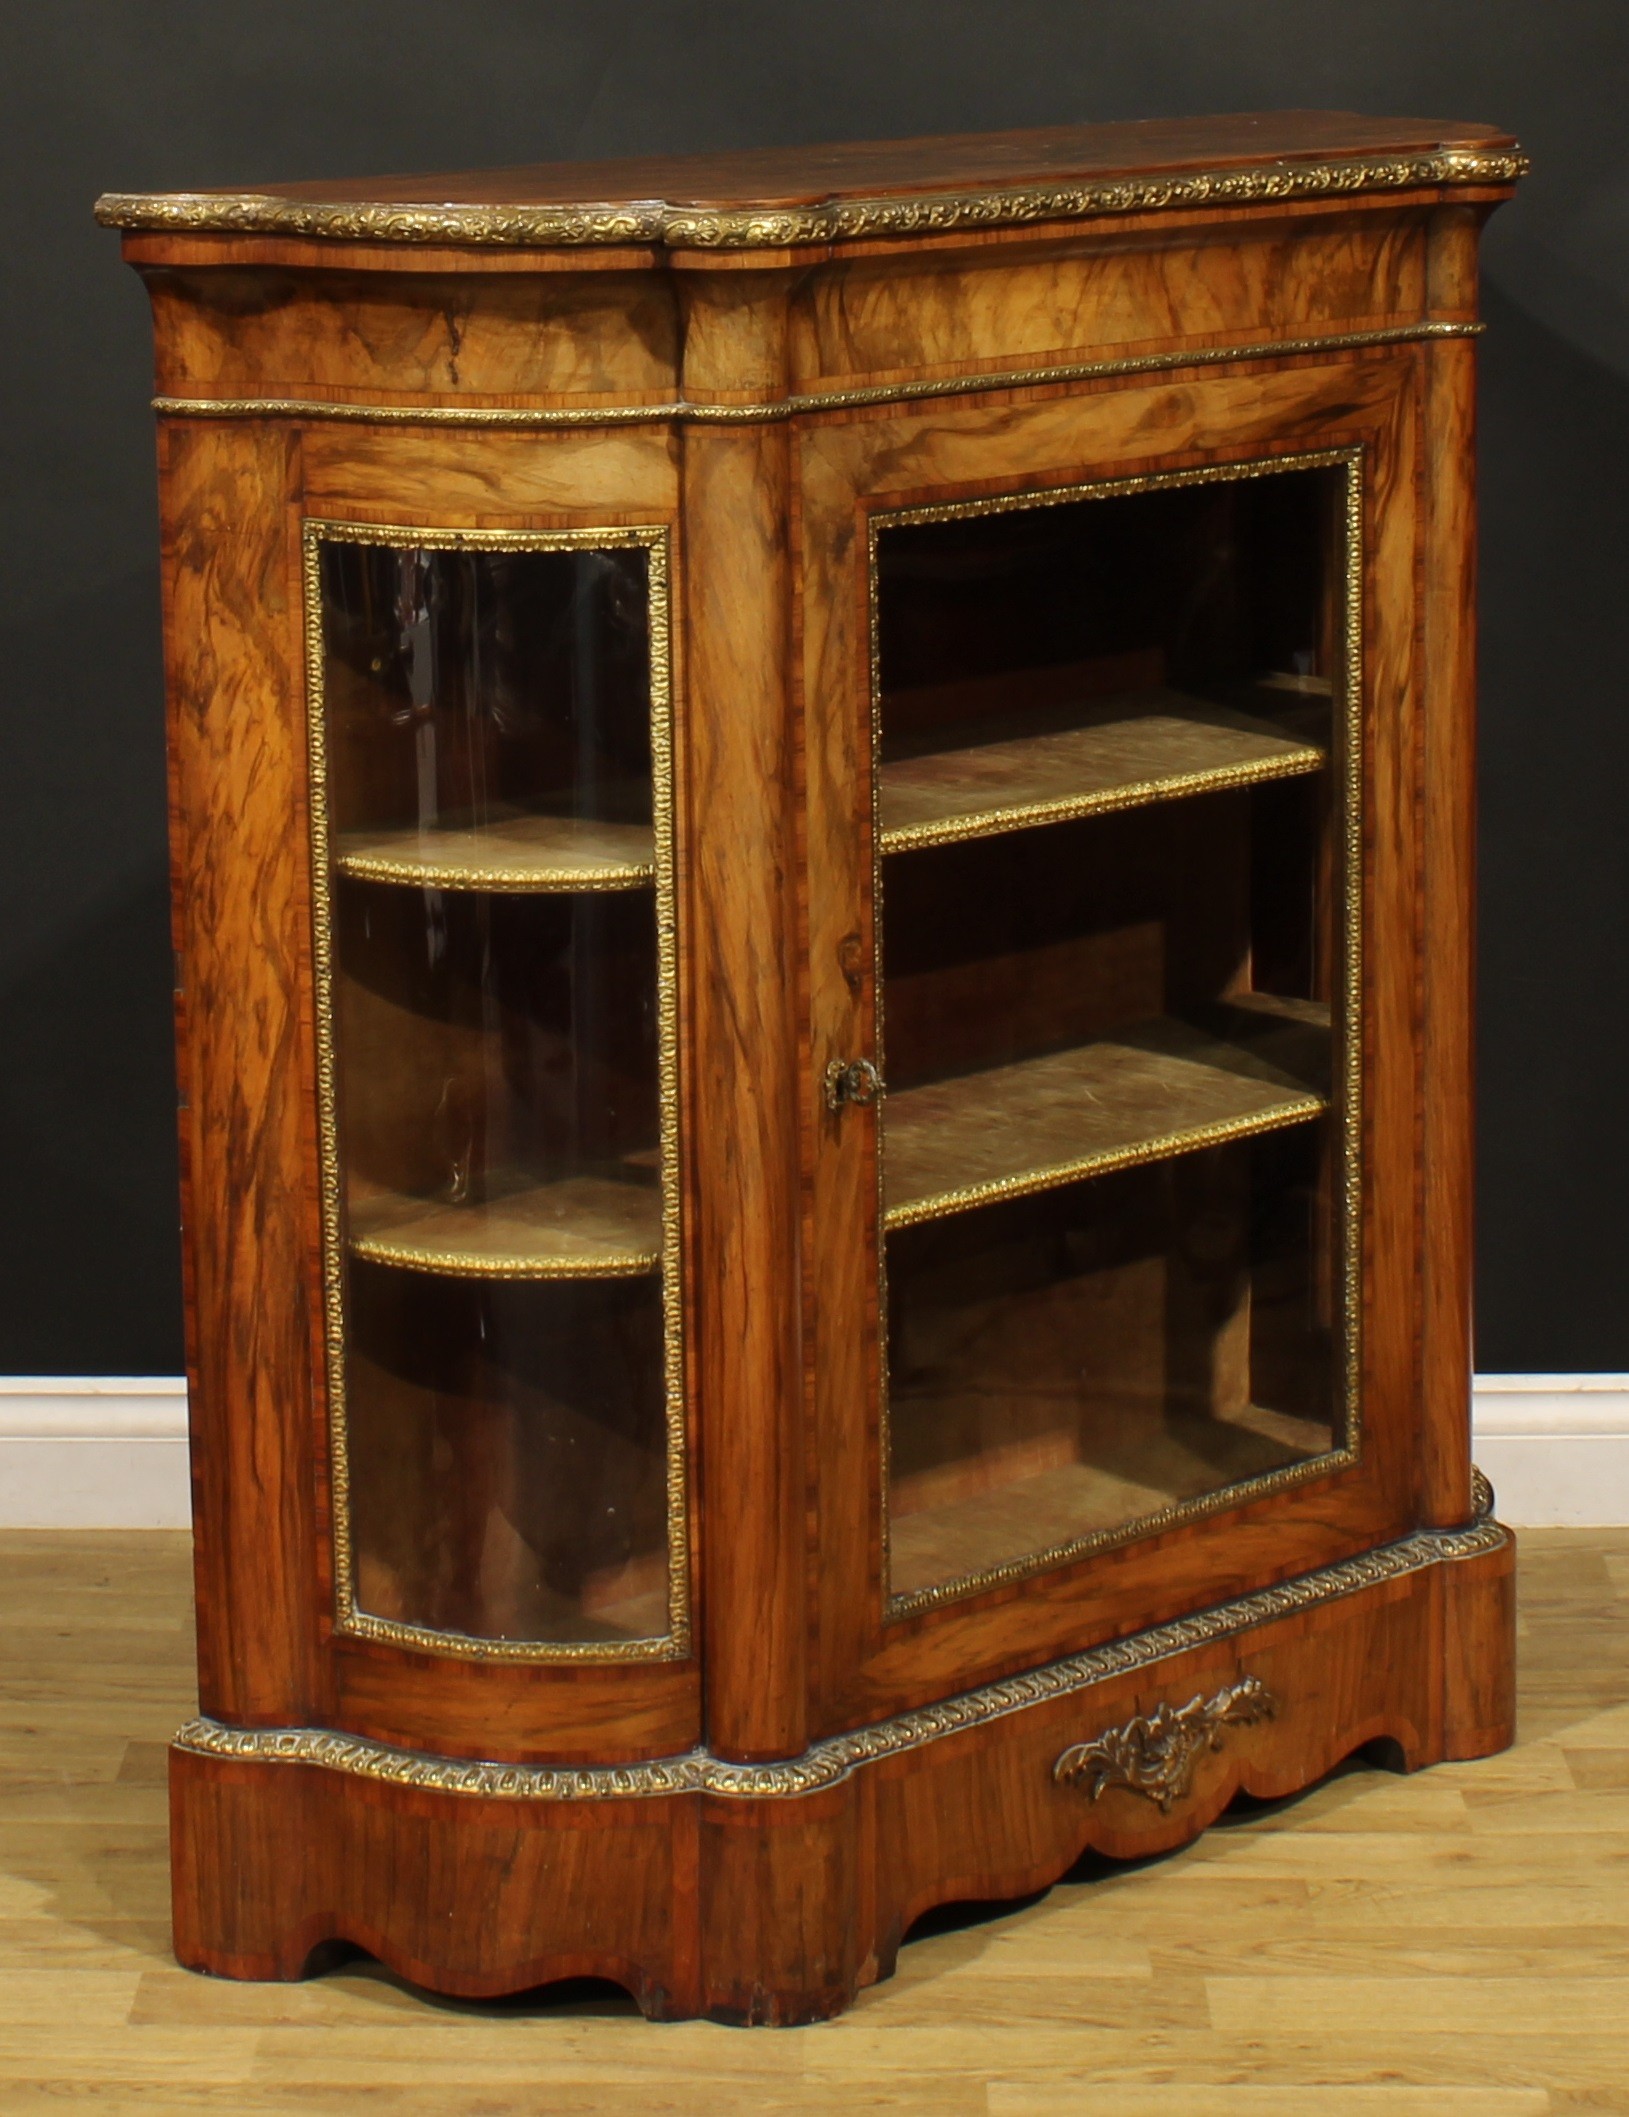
<box><xmin>1438</xmin><ymin>1523</ymin><xmax>1516</xmax><ymax>1757</ymax></box>
<box><xmin>161</xmin><ymin>418</ymin><xmax>323</xmax><ymax>1724</ymax></box>
<box><xmin>1417</xmin><ymin>207</ymin><xmax>1483</xmax><ymax>1526</ymax></box>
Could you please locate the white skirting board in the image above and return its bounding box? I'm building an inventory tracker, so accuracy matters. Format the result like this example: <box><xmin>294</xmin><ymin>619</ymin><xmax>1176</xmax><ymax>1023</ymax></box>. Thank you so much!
<box><xmin>0</xmin><ymin>1378</ymin><xmax>191</xmax><ymax>1528</ymax></box>
<box><xmin>1</xmin><ymin>1374</ymin><xmax>1627</xmax><ymax>1529</ymax></box>
<box><xmin>1471</xmin><ymin>1374</ymin><xmax>1629</xmax><ymax>1528</ymax></box>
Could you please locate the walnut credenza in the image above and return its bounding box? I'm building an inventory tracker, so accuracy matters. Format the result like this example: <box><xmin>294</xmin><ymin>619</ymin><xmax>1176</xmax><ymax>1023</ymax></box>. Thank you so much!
<box><xmin>99</xmin><ymin>110</ymin><xmax>1525</xmax><ymax>2022</ymax></box>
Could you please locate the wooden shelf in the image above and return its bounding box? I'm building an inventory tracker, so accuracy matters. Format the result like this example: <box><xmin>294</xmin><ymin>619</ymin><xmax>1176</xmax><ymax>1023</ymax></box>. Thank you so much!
<box><xmin>346</xmin><ymin>1173</ymin><xmax>662</xmax><ymax>1278</ymax></box>
<box><xmin>878</xmin><ymin>688</ymin><xmax>1324</xmax><ymax>853</ymax></box>
<box><xmin>335</xmin><ymin>814</ymin><xmax>656</xmax><ymax>891</ymax></box>
<box><xmin>882</xmin><ymin>997</ymin><xmax>1329</xmax><ymax>1228</ymax></box>
<box><xmin>888</xmin><ymin>1398</ymin><xmax>1334</xmax><ymax>1604</ymax></box>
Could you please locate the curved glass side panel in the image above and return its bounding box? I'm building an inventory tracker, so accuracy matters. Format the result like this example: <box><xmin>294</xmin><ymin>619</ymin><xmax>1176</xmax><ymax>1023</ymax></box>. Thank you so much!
<box><xmin>305</xmin><ymin>523</ymin><xmax>683</xmax><ymax>1657</ymax></box>
<box><xmin>871</xmin><ymin>455</ymin><xmax>1361</xmax><ymax>1614</ymax></box>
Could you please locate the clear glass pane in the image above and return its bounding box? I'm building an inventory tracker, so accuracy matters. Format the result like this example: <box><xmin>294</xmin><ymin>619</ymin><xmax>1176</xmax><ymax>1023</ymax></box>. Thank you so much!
<box><xmin>875</xmin><ymin>464</ymin><xmax>1353</xmax><ymax>1607</ymax></box>
<box><xmin>346</xmin><ymin>1265</ymin><xmax>669</xmax><ymax>1644</ymax></box>
<box><xmin>312</xmin><ymin>531</ymin><xmax>678</xmax><ymax>1649</ymax></box>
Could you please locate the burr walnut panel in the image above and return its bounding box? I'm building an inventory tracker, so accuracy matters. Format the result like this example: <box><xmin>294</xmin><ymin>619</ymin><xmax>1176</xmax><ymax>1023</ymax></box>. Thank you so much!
<box><xmin>159</xmin><ymin>420</ymin><xmax>324</xmax><ymax>1728</ymax></box>
<box><xmin>298</xmin><ymin>422</ymin><xmax>681</xmax><ymax>519</ymax></box>
<box><xmin>145</xmin><ymin>268</ymin><xmax>682</xmax><ymax>405</ymax></box>
<box><xmin>790</xmin><ymin>212</ymin><xmax>1429</xmax><ymax>394</ymax></box>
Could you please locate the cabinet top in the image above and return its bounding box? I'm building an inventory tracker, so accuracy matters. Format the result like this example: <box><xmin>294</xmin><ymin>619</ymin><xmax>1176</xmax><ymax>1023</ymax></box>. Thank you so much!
<box><xmin>97</xmin><ymin>111</ymin><xmax>1523</xmax><ymax>255</ymax></box>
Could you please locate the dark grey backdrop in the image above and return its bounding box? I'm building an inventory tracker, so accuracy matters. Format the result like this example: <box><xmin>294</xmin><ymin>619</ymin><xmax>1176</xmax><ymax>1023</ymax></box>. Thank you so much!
<box><xmin>4</xmin><ymin>2</ymin><xmax>1625</xmax><ymax>1374</ymax></box>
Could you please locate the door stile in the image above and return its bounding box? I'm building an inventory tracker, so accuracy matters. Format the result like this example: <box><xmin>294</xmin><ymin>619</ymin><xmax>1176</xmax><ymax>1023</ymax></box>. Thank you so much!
<box><xmin>678</xmin><ymin>272</ymin><xmax>814</xmax><ymax>1764</ymax></box>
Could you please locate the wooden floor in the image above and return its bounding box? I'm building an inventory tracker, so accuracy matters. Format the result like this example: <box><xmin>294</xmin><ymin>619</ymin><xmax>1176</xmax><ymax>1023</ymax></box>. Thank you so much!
<box><xmin>3</xmin><ymin>1530</ymin><xmax>1628</xmax><ymax>2112</ymax></box>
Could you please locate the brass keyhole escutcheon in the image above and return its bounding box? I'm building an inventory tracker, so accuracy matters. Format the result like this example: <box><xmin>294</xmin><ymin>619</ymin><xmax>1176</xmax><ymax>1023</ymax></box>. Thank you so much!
<box><xmin>824</xmin><ymin>1057</ymin><xmax>884</xmax><ymax>1113</ymax></box>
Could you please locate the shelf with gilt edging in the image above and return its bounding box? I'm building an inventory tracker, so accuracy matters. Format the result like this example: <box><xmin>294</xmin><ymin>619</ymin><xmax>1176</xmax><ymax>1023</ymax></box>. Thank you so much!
<box><xmin>333</xmin><ymin>813</ymin><xmax>656</xmax><ymax>892</ymax></box>
<box><xmin>878</xmin><ymin>688</ymin><xmax>1325</xmax><ymax>854</ymax></box>
<box><xmin>882</xmin><ymin>998</ymin><xmax>1331</xmax><ymax>1228</ymax></box>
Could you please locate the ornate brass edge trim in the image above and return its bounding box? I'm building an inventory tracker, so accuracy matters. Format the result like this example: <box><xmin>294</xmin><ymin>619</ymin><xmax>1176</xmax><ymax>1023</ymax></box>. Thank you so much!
<box><xmin>647</xmin><ymin>529</ymin><xmax>691</xmax><ymax>1666</ymax></box>
<box><xmin>884</xmin><ymin>1093</ymin><xmax>1326</xmax><ymax>1233</ymax></box>
<box><xmin>666</xmin><ymin>150</ymin><xmax>1531</xmax><ymax>248</ymax></box>
<box><xmin>1054</xmin><ymin>1674</ymin><xmax>1278</xmax><ymax>1811</ymax></box>
<box><xmin>878</xmin><ymin>743</ymin><xmax>1325</xmax><ymax>855</ymax></box>
<box><xmin>1335</xmin><ymin>449</ymin><xmax>1365</xmax><ymax>1444</ymax></box>
<box><xmin>99</xmin><ymin>190</ymin><xmax>670</xmax><ymax>246</ymax></box>
<box><xmin>347</xmin><ymin>1237</ymin><xmax>661</xmax><ymax>1280</ymax></box>
<box><xmin>869</xmin><ymin>447</ymin><xmax>1366</xmax><ymax>1616</ymax></box>
<box><xmin>303</xmin><ymin>517</ymin><xmax>690</xmax><ymax>1664</ymax></box>
<box><xmin>334</xmin><ymin>854</ymin><xmax>656</xmax><ymax>891</ymax></box>
<box><xmin>156</xmin><ymin>394</ymin><xmax>671</xmax><ymax>427</ymax></box>
<box><xmin>149</xmin><ymin>321</ymin><xmax>1481</xmax><ymax>434</ymax></box>
<box><xmin>171</xmin><ymin>1507</ymin><xmax>1508</xmax><ymax>1802</ymax></box>
<box><xmin>98</xmin><ymin>146</ymin><xmax>1527</xmax><ymax>249</ymax></box>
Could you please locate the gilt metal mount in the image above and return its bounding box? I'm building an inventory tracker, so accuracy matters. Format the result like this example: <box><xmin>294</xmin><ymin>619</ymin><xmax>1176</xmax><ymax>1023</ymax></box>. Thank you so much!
<box><xmin>1053</xmin><ymin>1676</ymin><xmax>1277</xmax><ymax>1813</ymax></box>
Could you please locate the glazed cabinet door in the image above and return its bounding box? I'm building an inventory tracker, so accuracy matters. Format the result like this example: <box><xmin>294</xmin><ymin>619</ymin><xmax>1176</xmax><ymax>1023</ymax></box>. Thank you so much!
<box><xmin>802</xmin><ymin>351</ymin><xmax>1436</xmax><ymax>1730</ymax></box>
<box><xmin>309</xmin><ymin>522</ymin><xmax>682</xmax><ymax>1641</ymax></box>
<box><xmin>165</xmin><ymin>418</ymin><xmax>699</xmax><ymax>1763</ymax></box>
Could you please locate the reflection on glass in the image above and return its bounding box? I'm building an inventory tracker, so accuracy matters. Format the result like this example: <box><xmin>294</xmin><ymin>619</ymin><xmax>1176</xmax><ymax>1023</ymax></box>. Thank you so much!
<box><xmin>321</xmin><ymin>540</ymin><xmax>655</xmax><ymax>845</ymax></box>
<box><xmin>875</xmin><ymin>464</ymin><xmax>1352</xmax><ymax>1606</ymax></box>
<box><xmin>313</xmin><ymin>531</ymin><xmax>676</xmax><ymax>1648</ymax></box>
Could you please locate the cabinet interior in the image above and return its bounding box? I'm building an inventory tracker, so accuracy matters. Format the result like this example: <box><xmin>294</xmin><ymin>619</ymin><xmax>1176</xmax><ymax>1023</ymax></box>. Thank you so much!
<box><xmin>312</xmin><ymin>531</ymin><xmax>678</xmax><ymax>1652</ymax></box>
<box><xmin>874</xmin><ymin>463</ymin><xmax>1353</xmax><ymax>1606</ymax></box>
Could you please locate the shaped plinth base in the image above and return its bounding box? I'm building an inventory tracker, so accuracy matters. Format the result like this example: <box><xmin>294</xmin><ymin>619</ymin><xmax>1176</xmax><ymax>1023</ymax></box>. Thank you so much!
<box><xmin>170</xmin><ymin>1513</ymin><xmax>1513</xmax><ymax>2023</ymax></box>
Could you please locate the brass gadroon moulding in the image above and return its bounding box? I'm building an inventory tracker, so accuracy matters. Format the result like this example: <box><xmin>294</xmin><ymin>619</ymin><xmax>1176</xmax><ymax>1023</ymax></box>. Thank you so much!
<box><xmin>96</xmin><ymin>146</ymin><xmax>1527</xmax><ymax>250</ymax></box>
<box><xmin>1054</xmin><ymin>1676</ymin><xmax>1278</xmax><ymax>1812</ymax></box>
<box><xmin>172</xmin><ymin>1497</ymin><xmax>1503</xmax><ymax>1804</ymax></box>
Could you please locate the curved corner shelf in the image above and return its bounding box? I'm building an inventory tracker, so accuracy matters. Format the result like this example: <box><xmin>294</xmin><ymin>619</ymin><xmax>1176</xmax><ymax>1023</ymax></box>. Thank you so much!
<box><xmin>877</xmin><ymin>689</ymin><xmax>1324</xmax><ymax>855</ymax></box>
<box><xmin>346</xmin><ymin>1173</ymin><xmax>663</xmax><ymax>1278</ymax></box>
<box><xmin>334</xmin><ymin>814</ymin><xmax>657</xmax><ymax>892</ymax></box>
<box><xmin>882</xmin><ymin>996</ymin><xmax>1330</xmax><ymax>1229</ymax></box>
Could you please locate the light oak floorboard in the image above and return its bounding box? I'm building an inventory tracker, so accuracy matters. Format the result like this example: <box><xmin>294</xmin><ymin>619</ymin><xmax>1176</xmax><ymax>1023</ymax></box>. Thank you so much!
<box><xmin>2</xmin><ymin>1527</ymin><xmax>1626</xmax><ymax>2111</ymax></box>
